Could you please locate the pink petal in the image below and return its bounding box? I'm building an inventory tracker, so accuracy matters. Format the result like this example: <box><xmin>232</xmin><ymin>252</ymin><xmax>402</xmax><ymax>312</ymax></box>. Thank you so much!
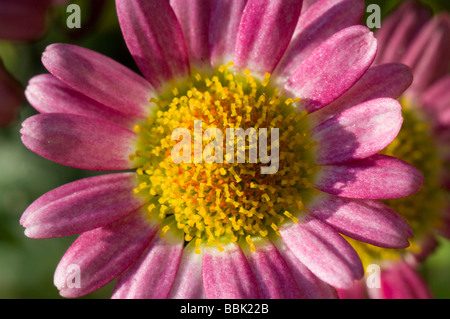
<box><xmin>402</xmin><ymin>13</ymin><xmax>450</xmax><ymax>95</ymax></box>
<box><xmin>168</xmin><ymin>241</ymin><xmax>205</xmax><ymax>299</ymax></box>
<box><xmin>171</xmin><ymin>0</ymin><xmax>211</xmax><ymax>67</ymax></box>
<box><xmin>202</xmin><ymin>242</ymin><xmax>260</xmax><ymax>298</ymax></box>
<box><xmin>284</xmin><ymin>25</ymin><xmax>377</xmax><ymax>113</ymax></box>
<box><xmin>274</xmin><ymin>0</ymin><xmax>365</xmax><ymax>83</ymax></box>
<box><xmin>421</xmin><ymin>75</ymin><xmax>450</xmax><ymax>112</ymax></box>
<box><xmin>305</xmin><ymin>192</ymin><xmax>413</xmax><ymax>248</ymax></box>
<box><xmin>314</xmin><ymin>154</ymin><xmax>424</xmax><ymax>199</ymax></box>
<box><xmin>54</xmin><ymin>211</ymin><xmax>159</xmax><ymax>298</ymax></box>
<box><xmin>311</xmin><ymin>98</ymin><xmax>403</xmax><ymax>165</ymax></box>
<box><xmin>308</xmin><ymin>63</ymin><xmax>413</xmax><ymax>127</ymax></box>
<box><xmin>112</xmin><ymin>228</ymin><xmax>184</xmax><ymax>299</ymax></box>
<box><xmin>337</xmin><ymin>280</ymin><xmax>367</xmax><ymax>299</ymax></box>
<box><xmin>421</xmin><ymin>76</ymin><xmax>450</xmax><ymax>130</ymax></box>
<box><xmin>374</xmin><ymin>1</ymin><xmax>431</xmax><ymax>65</ymax></box>
<box><xmin>279</xmin><ymin>213</ymin><xmax>364</xmax><ymax>289</ymax></box>
<box><xmin>209</xmin><ymin>0</ymin><xmax>248</xmax><ymax>67</ymax></box>
<box><xmin>0</xmin><ymin>0</ymin><xmax>50</xmax><ymax>41</ymax></box>
<box><xmin>375</xmin><ymin>261</ymin><xmax>433</xmax><ymax>299</ymax></box>
<box><xmin>271</xmin><ymin>236</ymin><xmax>338</xmax><ymax>298</ymax></box>
<box><xmin>25</xmin><ymin>74</ymin><xmax>137</xmax><ymax>129</ymax></box>
<box><xmin>234</xmin><ymin>0</ymin><xmax>303</xmax><ymax>76</ymax></box>
<box><xmin>242</xmin><ymin>238</ymin><xmax>302</xmax><ymax>298</ymax></box>
<box><xmin>20</xmin><ymin>173</ymin><xmax>146</xmax><ymax>238</ymax></box>
<box><xmin>20</xmin><ymin>113</ymin><xmax>137</xmax><ymax>171</ymax></box>
<box><xmin>41</xmin><ymin>43</ymin><xmax>153</xmax><ymax>118</ymax></box>
<box><xmin>116</xmin><ymin>0</ymin><xmax>190</xmax><ymax>89</ymax></box>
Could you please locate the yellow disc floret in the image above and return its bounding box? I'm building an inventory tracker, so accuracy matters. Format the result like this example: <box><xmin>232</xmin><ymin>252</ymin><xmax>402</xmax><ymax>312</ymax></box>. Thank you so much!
<box><xmin>130</xmin><ymin>62</ymin><xmax>319</xmax><ymax>252</ymax></box>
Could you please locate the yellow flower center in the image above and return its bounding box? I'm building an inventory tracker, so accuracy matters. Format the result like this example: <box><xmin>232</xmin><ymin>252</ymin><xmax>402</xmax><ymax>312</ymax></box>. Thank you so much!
<box><xmin>347</xmin><ymin>98</ymin><xmax>447</xmax><ymax>268</ymax></box>
<box><xmin>130</xmin><ymin>62</ymin><xmax>320</xmax><ymax>252</ymax></box>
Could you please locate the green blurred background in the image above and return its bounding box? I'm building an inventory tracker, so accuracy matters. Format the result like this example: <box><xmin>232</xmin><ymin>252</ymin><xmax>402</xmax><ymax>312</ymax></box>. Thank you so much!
<box><xmin>0</xmin><ymin>0</ymin><xmax>449</xmax><ymax>299</ymax></box>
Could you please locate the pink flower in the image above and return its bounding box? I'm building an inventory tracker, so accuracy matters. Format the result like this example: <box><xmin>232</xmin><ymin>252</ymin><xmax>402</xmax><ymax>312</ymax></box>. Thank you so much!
<box><xmin>20</xmin><ymin>0</ymin><xmax>423</xmax><ymax>299</ymax></box>
<box><xmin>338</xmin><ymin>0</ymin><xmax>450</xmax><ymax>299</ymax></box>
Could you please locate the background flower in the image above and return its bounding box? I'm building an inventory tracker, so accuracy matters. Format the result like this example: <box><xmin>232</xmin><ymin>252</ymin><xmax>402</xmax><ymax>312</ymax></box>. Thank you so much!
<box><xmin>338</xmin><ymin>0</ymin><xmax>450</xmax><ymax>299</ymax></box>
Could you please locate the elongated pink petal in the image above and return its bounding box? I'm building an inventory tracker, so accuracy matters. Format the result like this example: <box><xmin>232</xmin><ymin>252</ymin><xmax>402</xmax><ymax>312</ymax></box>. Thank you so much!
<box><xmin>234</xmin><ymin>0</ymin><xmax>303</xmax><ymax>77</ymax></box>
<box><xmin>54</xmin><ymin>211</ymin><xmax>159</xmax><ymax>298</ymax></box>
<box><xmin>402</xmin><ymin>13</ymin><xmax>450</xmax><ymax>95</ymax></box>
<box><xmin>305</xmin><ymin>192</ymin><xmax>412</xmax><ymax>248</ymax></box>
<box><xmin>242</xmin><ymin>238</ymin><xmax>302</xmax><ymax>298</ymax></box>
<box><xmin>280</xmin><ymin>213</ymin><xmax>364</xmax><ymax>289</ymax></box>
<box><xmin>20</xmin><ymin>173</ymin><xmax>146</xmax><ymax>238</ymax></box>
<box><xmin>271</xmin><ymin>236</ymin><xmax>338</xmax><ymax>298</ymax></box>
<box><xmin>20</xmin><ymin>113</ymin><xmax>137</xmax><ymax>171</ymax></box>
<box><xmin>0</xmin><ymin>0</ymin><xmax>50</xmax><ymax>41</ymax></box>
<box><xmin>311</xmin><ymin>98</ymin><xmax>403</xmax><ymax>165</ymax></box>
<box><xmin>284</xmin><ymin>25</ymin><xmax>377</xmax><ymax>113</ymax></box>
<box><xmin>308</xmin><ymin>63</ymin><xmax>413</xmax><ymax>127</ymax></box>
<box><xmin>42</xmin><ymin>43</ymin><xmax>153</xmax><ymax>118</ymax></box>
<box><xmin>314</xmin><ymin>154</ymin><xmax>424</xmax><ymax>199</ymax></box>
<box><xmin>168</xmin><ymin>241</ymin><xmax>205</xmax><ymax>299</ymax></box>
<box><xmin>274</xmin><ymin>0</ymin><xmax>365</xmax><ymax>82</ymax></box>
<box><xmin>116</xmin><ymin>0</ymin><xmax>190</xmax><ymax>89</ymax></box>
<box><xmin>203</xmin><ymin>242</ymin><xmax>260</xmax><ymax>298</ymax></box>
<box><xmin>375</xmin><ymin>262</ymin><xmax>433</xmax><ymax>299</ymax></box>
<box><xmin>171</xmin><ymin>0</ymin><xmax>211</xmax><ymax>67</ymax></box>
<box><xmin>374</xmin><ymin>1</ymin><xmax>431</xmax><ymax>65</ymax></box>
<box><xmin>421</xmin><ymin>75</ymin><xmax>450</xmax><ymax>112</ymax></box>
<box><xmin>209</xmin><ymin>0</ymin><xmax>248</xmax><ymax>67</ymax></box>
<box><xmin>25</xmin><ymin>74</ymin><xmax>137</xmax><ymax>129</ymax></box>
<box><xmin>112</xmin><ymin>228</ymin><xmax>184</xmax><ymax>299</ymax></box>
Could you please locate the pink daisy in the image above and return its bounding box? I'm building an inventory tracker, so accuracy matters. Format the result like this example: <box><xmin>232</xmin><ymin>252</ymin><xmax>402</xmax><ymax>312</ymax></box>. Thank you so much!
<box><xmin>20</xmin><ymin>0</ymin><xmax>423</xmax><ymax>299</ymax></box>
<box><xmin>338</xmin><ymin>0</ymin><xmax>450</xmax><ymax>299</ymax></box>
